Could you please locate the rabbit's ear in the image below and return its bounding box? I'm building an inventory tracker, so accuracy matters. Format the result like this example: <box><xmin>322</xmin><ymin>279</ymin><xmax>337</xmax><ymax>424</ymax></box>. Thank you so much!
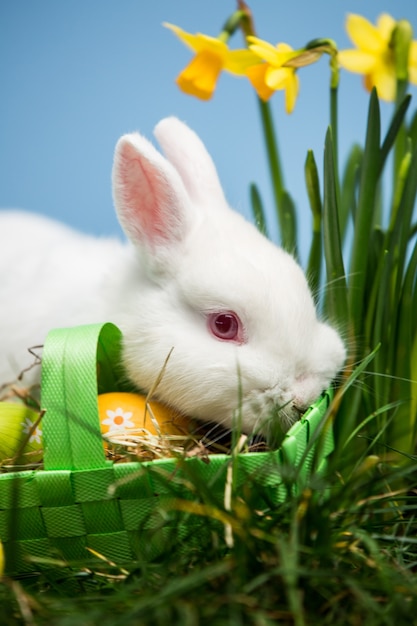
<box><xmin>112</xmin><ymin>132</ymin><xmax>193</xmax><ymax>256</ymax></box>
<box><xmin>154</xmin><ymin>117</ymin><xmax>227</xmax><ymax>208</ymax></box>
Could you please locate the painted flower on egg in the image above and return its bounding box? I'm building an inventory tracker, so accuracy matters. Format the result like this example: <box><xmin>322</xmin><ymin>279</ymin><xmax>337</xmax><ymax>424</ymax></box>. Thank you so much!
<box><xmin>101</xmin><ymin>408</ymin><xmax>135</xmax><ymax>432</ymax></box>
<box><xmin>21</xmin><ymin>417</ymin><xmax>42</xmax><ymax>444</ymax></box>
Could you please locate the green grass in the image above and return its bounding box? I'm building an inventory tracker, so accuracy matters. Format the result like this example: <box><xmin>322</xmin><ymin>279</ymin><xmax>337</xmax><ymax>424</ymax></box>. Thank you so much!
<box><xmin>1</xmin><ymin>451</ymin><xmax>417</xmax><ymax>625</ymax></box>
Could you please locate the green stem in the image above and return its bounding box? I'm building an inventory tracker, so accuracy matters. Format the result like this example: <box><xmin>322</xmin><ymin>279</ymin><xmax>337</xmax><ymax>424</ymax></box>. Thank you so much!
<box><xmin>219</xmin><ymin>9</ymin><xmax>247</xmax><ymax>41</ymax></box>
<box><xmin>393</xmin><ymin>79</ymin><xmax>409</xmax><ymax>202</ymax></box>
<box><xmin>329</xmin><ymin>84</ymin><xmax>342</xmax><ymax>220</ymax></box>
<box><xmin>330</xmin><ymin>86</ymin><xmax>339</xmax><ymax>179</ymax></box>
<box><xmin>257</xmin><ymin>98</ymin><xmax>288</xmax><ymax>249</ymax></box>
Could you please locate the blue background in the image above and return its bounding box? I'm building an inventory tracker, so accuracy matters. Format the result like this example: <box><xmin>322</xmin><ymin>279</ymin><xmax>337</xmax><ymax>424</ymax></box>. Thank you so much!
<box><xmin>1</xmin><ymin>1</ymin><xmax>416</xmax><ymax>266</ymax></box>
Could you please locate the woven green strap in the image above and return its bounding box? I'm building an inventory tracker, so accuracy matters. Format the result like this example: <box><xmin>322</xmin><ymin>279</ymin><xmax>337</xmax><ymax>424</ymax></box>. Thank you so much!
<box><xmin>41</xmin><ymin>323</ymin><xmax>122</xmax><ymax>471</ymax></box>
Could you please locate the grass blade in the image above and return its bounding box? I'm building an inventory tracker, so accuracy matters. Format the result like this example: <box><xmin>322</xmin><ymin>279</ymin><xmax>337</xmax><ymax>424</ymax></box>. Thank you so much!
<box><xmin>409</xmin><ymin>108</ymin><xmax>417</xmax><ymax>149</ymax></box>
<box><xmin>348</xmin><ymin>89</ymin><xmax>381</xmax><ymax>342</ymax></box>
<box><xmin>281</xmin><ymin>190</ymin><xmax>298</xmax><ymax>260</ymax></box>
<box><xmin>323</xmin><ymin>126</ymin><xmax>348</xmax><ymax>330</ymax></box>
<box><xmin>380</xmin><ymin>94</ymin><xmax>411</xmax><ymax>170</ymax></box>
<box><xmin>305</xmin><ymin>149</ymin><xmax>322</xmax><ymax>299</ymax></box>
<box><xmin>340</xmin><ymin>143</ymin><xmax>362</xmax><ymax>242</ymax></box>
<box><xmin>390</xmin><ymin>233</ymin><xmax>417</xmax><ymax>453</ymax></box>
<box><xmin>249</xmin><ymin>182</ymin><xmax>269</xmax><ymax>238</ymax></box>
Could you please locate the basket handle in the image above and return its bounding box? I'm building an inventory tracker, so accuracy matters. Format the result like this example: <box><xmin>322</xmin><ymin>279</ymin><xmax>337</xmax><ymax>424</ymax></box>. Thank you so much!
<box><xmin>41</xmin><ymin>323</ymin><xmax>122</xmax><ymax>471</ymax></box>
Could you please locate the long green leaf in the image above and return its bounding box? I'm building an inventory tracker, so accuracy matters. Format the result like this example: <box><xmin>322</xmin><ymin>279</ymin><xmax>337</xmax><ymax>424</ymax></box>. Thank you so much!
<box><xmin>333</xmin><ymin>344</ymin><xmax>381</xmax><ymax>449</ymax></box>
<box><xmin>380</xmin><ymin>94</ymin><xmax>411</xmax><ymax>171</ymax></box>
<box><xmin>371</xmin><ymin>248</ymin><xmax>393</xmax><ymax>414</ymax></box>
<box><xmin>304</xmin><ymin>149</ymin><xmax>322</xmax><ymax>221</ymax></box>
<box><xmin>249</xmin><ymin>182</ymin><xmax>269</xmax><ymax>238</ymax></box>
<box><xmin>281</xmin><ymin>190</ymin><xmax>298</xmax><ymax>260</ymax></box>
<box><xmin>348</xmin><ymin>89</ymin><xmax>381</xmax><ymax>342</ymax></box>
<box><xmin>408</xmin><ymin>109</ymin><xmax>417</xmax><ymax>149</ymax></box>
<box><xmin>304</xmin><ymin>150</ymin><xmax>322</xmax><ymax>300</ymax></box>
<box><xmin>390</xmin><ymin>236</ymin><xmax>417</xmax><ymax>453</ymax></box>
<box><xmin>340</xmin><ymin>144</ymin><xmax>362</xmax><ymax>240</ymax></box>
<box><xmin>393</xmin><ymin>143</ymin><xmax>417</xmax><ymax>297</ymax></box>
<box><xmin>257</xmin><ymin>98</ymin><xmax>291</xmax><ymax>249</ymax></box>
<box><xmin>382</xmin><ymin>145</ymin><xmax>417</xmax><ymax>400</ymax></box>
<box><xmin>411</xmin><ymin>327</ymin><xmax>417</xmax><ymax>444</ymax></box>
<box><xmin>323</xmin><ymin>127</ymin><xmax>348</xmax><ymax>330</ymax></box>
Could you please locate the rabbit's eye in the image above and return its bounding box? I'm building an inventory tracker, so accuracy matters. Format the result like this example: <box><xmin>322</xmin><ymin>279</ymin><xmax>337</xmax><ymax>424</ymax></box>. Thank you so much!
<box><xmin>207</xmin><ymin>312</ymin><xmax>245</xmax><ymax>344</ymax></box>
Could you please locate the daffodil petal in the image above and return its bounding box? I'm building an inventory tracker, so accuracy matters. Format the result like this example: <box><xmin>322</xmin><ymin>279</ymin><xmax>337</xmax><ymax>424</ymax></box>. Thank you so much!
<box><xmin>338</xmin><ymin>49</ymin><xmax>377</xmax><ymax>74</ymax></box>
<box><xmin>164</xmin><ymin>22</ymin><xmax>226</xmax><ymax>57</ymax></box>
<box><xmin>247</xmin><ymin>36</ymin><xmax>281</xmax><ymax>65</ymax></box>
<box><xmin>410</xmin><ymin>41</ymin><xmax>417</xmax><ymax>64</ymax></box>
<box><xmin>370</xmin><ymin>65</ymin><xmax>397</xmax><ymax>101</ymax></box>
<box><xmin>249</xmin><ymin>38</ymin><xmax>298</xmax><ymax>68</ymax></box>
<box><xmin>164</xmin><ymin>22</ymin><xmax>201</xmax><ymax>52</ymax></box>
<box><xmin>285</xmin><ymin>73</ymin><xmax>299</xmax><ymax>114</ymax></box>
<box><xmin>409</xmin><ymin>66</ymin><xmax>417</xmax><ymax>85</ymax></box>
<box><xmin>245</xmin><ymin>63</ymin><xmax>275</xmax><ymax>101</ymax></box>
<box><xmin>345</xmin><ymin>13</ymin><xmax>386</xmax><ymax>53</ymax></box>
<box><xmin>275</xmin><ymin>42</ymin><xmax>294</xmax><ymax>54</ymax></box>
<box><xmin>176</xmin><ymin>51</ymin><xmax>223</xmax><ymax>100</ymax></box>
<box><xmin>223</xmin><ymin>49</ymin><xmax>260</xmax><ymax>75</ymax></box>
<box><xmin>265</xmin><ymin>66</ymin><xmax>292</xmax><ymax>90</ymax></box>
<box><xmin>376</xmin><ymin>13</ymin><xmax>396</xmax><ymax>42</ymax></box>
<box><xmin>409</xmin><ymin>41</ymin><xmax>417</xmax><ymax>85</ymax></box>
<box><xmin>275</xmin><ymin>49</ymin><xmax>301</xmax><ymax>66</ymax></box>
<box><xmin>247</xmin><ymin>36</ymin><xmax>277</xmax><ymax>58</ymax></box>
<box><xmin>197</xmin><ymin>33</ymin><xmax>228</xmax><ymax>55</ymax></box>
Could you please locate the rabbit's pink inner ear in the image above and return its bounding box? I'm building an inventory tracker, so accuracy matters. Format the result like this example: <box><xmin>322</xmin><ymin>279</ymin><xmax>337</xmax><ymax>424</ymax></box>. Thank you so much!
<box><xmin>114</xmin><ymin>139</ymin><xmax>183</xmax><ymax>246</ymax></box>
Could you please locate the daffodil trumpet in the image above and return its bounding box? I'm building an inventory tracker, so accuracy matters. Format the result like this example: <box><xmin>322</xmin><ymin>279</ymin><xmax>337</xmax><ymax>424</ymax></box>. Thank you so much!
<box><xmin>163</xmin><ymin>22</ymin><xmax>259</xmax><ymax>100</ymax></box>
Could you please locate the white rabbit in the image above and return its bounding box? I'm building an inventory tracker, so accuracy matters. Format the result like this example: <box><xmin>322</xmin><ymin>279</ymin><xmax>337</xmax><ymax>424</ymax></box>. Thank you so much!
<box><xmin>0</xmin><ymin>117</ymin><xmax>346</xmax><ymax>434</ymax></box>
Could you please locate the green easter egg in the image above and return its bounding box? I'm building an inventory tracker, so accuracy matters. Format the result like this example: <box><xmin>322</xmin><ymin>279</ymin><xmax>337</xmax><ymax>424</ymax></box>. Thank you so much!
<box><xmin>0</xmin><ymin>403</ymin><xmax>43</xmax><ymax>465</ymax></box>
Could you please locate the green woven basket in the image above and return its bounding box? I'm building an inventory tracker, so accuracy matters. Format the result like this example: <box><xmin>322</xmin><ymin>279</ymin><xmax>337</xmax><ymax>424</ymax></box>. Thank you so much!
<box><xmin>0</xmin><ymin>322</ymin><xmax>334</xmax><ymax>581</ymax></box>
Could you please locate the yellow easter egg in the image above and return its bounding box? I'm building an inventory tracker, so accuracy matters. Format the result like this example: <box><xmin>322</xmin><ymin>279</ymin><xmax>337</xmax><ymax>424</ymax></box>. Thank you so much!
<box><xmin>0</xmin><ymin>403</ymin><xmax>43</xmax><ymax>465</ymax></box>
<box><xmin>98</xmin><ymin>392</ymin><xmax>194</xmax><ymax>438</ymax></box>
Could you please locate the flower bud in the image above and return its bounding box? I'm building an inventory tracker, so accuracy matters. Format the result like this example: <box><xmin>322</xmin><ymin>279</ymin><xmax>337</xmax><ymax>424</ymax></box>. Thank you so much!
<box><xmin>392</xmin><ymin>19</ymin><xmax>413</xmax><ymax>81</ymax></box>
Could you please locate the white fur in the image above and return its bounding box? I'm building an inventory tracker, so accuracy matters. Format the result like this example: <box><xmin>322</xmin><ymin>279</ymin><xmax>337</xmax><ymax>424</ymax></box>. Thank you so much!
<box><xmin>0</xmin><ymin>117</ymin><xmax>346</xmax><ymax>434</ymax></box>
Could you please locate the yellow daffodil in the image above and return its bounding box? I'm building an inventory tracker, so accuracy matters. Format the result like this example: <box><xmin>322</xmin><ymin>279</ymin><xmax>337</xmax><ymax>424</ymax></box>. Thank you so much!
<box><xmin>410</xmin><ymin>41</ymin><xmax>417</xmax><ymax>84</ymax></box>
<box><xmin>164</xmin><ymin>22</ymin><xmax>259</xmax><ymax>100</ymax></box>
<box><xmin>247</xmin><ymin>37</ymin><xmax>322</xmax><ymax>113</ymax></box>
<box><xmin>245</xmin><ymin>63</ymin><xmax>276</xmax><ymax>102</ymax></box>
<box><xmin>338</xmin><ymin>13</ymin><xmax>417</xmax><ymax>101</ymax></box>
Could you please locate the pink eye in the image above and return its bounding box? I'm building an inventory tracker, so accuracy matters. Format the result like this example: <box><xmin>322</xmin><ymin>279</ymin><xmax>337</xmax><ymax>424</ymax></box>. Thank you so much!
<box><xmin>207</xmin><ymin>311</ymin><xmax>245</xmax><ymax>344</ymax></box>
